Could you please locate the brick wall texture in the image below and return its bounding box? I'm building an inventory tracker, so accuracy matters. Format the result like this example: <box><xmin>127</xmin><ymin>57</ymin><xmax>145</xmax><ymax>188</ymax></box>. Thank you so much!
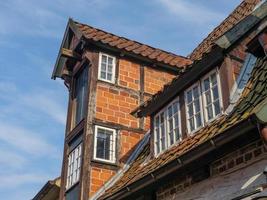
<box><xmin>90</xmin><ymin>55</ymin><xmax>175</xmax><ymax>196</ymax></box>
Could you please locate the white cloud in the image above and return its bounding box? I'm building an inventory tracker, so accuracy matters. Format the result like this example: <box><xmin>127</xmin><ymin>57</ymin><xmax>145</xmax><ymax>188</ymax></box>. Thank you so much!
<box><xmin>0</xmin><ymin>149</ymin><xmax>27</xmax><ymax>169</ymax></box>
<box><xmin>0</xmin><ymin>122</ymin><xmax>58</xmax><ymax>156</ymax></box>
<box><xmin>0</xmin><ymin>173</ymin><xmax>51</xmax><ymax>188</ymax></box>
<box><xmin>157</xmin><ymin>0</ymin><xmax>224</xmax><ymax>25</ymax></box>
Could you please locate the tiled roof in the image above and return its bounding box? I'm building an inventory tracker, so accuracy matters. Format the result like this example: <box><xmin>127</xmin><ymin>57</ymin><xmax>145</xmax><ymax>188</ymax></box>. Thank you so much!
<box><xmin>72</xmin><ymin>20</ymin><xmax>192</xmax><ymax>69</ymax></box>
<box><xmin>100</xmin><ymin>56</ymin><xmax>267</xmax><ymax>199</ymax></box>
<box><xmin>189</xmin><ymin>0</ymin><xmax>260</xmax><ymax>60</ymax></box>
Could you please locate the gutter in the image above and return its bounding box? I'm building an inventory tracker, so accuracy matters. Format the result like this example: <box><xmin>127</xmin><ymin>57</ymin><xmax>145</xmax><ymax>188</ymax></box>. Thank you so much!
<box><xmin>89</xmin><ymin>132</ymin><xmax>150</xmax><ymax>200</ymax></box>
<box><xmin>105</xmin><ymin>117</ymin><xmax>257</xmax><ymax>200</ymax></box>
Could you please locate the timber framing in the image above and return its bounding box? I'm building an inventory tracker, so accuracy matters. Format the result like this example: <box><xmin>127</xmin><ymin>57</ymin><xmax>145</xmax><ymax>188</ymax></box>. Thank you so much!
<box><xmin>61</xmin><ymin>48</ymin><xmax>82</xmax><ymax>61</ymax></box>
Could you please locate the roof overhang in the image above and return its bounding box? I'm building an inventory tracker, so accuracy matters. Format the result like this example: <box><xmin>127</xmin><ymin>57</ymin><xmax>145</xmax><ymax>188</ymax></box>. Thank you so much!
<box><xmin>51</xmin><ymin>18</ymin><xmax>83</xmax><ymax>80</ymax></box>
<box><xmin>132</xmin><ymin>45</ymin><xmax>224</xmax><ymax>117</ymax></box>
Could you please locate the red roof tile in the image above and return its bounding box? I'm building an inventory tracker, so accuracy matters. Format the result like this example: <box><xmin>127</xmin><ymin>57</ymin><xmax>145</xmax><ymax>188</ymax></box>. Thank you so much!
<box><xmin>73</xmin><ymin>20</ymin><xmax>192</xmax><ymax>68</ymax></box>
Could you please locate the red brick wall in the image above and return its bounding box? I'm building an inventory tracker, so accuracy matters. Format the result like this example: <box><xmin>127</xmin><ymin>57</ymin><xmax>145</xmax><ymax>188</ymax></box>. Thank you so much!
<box><xmin>89</xmin><ymin>55</ymin><xmax>176</xmax><ymax>197</ymax></box>
<box><xmin>90</xmin><ymin>167</ymin><xmax>116</xmax><ymax>197</ymax></box>
<box><xmin>118</xmin><ymin>59</ymin><xmax>140</xmax><ymax>90</ymax></box>
<box><xmin>144</xmin><ymin>67</ymin><xmax>175</xmax><ymax>94</ymax></box>
<box><xmin>95</xmin><ymin>84</ymin><xmax>139</xmax><ymax>128</ymax></box>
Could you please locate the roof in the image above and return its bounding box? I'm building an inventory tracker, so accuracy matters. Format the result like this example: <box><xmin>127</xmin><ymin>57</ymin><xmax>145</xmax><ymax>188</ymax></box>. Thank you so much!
<box><xmin>100</xmin><ymin>55</ymin><xmax>267</xmax><ymax>199</ymax></box>
<box><xmin>72</xmin><ymin>20</ymin><xmax>192</xmax><ymax>68</ymax></box>
<box><xmin>132</xmin><ymin>0</ymin><xmax>267</xmax><ymax>118</ymax></box>
<box><xmin>32</xmin><ymin>177</ymin><xmax>61</xmax><ymax>200</ymax></box>
<box><xmin>189</xmin><ymin>0</ymin><xmax>260</xmax><ymax>61</ymax></box>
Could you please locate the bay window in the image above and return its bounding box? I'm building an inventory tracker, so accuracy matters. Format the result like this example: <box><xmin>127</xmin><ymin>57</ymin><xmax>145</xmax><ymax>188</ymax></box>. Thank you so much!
<box><xmin>154</xmin><ymin>98</ymin><xmax>181</xmax><ymax>155</ymax></box>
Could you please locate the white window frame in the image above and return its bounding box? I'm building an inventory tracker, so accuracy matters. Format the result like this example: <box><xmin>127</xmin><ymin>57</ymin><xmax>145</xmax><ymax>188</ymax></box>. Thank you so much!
<box><xmin>98</xmin><ymin>52</ymin><xmax>116</xmax><ymax>83</ymax></box>
<box><xmin>94</xmin><ymin>125</ymin><xmax>116</xmax><ymax>164</ymax></box>
<box><xmin>201</xmin><ymin>69</ymin><xmax>223</xmax><ymax>123</ymax></box>
<box><xmin>154</xmin><ymin>97</ymin><xmax>182</xmax><ymax>156</ymax></box>
<box><xmin>66</xmin><ymin>143</ymin><xmax>82</xmax><ymax>189</ymax></box>
<box><xmin>184</xmin><ymin>82</ymin><xmax>204</xmax><ymax>134</ymax></box>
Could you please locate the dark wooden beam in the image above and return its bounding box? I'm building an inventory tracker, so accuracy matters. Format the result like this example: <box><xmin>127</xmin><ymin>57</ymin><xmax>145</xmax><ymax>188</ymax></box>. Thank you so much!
<box><xmin>61</xmin><ymin>48</ymin><xmax>82</xmax><ymax>60</ymax></box>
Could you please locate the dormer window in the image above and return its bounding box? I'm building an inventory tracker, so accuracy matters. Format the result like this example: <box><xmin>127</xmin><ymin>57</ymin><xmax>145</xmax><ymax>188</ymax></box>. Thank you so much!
<box><xmin>154</xmin><ymin>98</ymin><xmax>181</xmax><ymax>155</ymax></box>
<box><xmin>98</xmin><ymin>53</ymin><xmax>116</xmax><ymax>83</ymax></box>
<box><xmin>201</xmin><ymin>71</ymin><xmax>222</xmax><ymax>122</ymax></box>
<box><xmin>185</xmin><ymin>84</ymin><xmax>203</xmax><ymax>133</ymax></box>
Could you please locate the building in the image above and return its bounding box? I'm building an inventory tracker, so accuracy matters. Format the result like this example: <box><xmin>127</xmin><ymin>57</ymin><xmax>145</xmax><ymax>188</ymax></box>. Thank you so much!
<box><xmin>41</xmin><ymin>0</ymin><xmax>267</xmax><ymax>200</ymax></box>
<box><xmin>96</xmin><ymin>1</ymin><xmax>267</xmax><ymax>199</ymax></box>
<box><xmin>52</xmin><ymin>17</ymin><xmax>191</xmax><ymax>200</ymax></box>
<box><xmin>33</xmin><ymin>177</ymin><xmax>61</xmax><ymax>200</ymax></box>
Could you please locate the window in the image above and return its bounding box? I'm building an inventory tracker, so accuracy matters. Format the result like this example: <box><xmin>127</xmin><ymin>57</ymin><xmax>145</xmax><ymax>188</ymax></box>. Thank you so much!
<box><xmin>98</xmin><ymin>53</ymin><xmax>116</xmax><ymax>83</ymax></box>
<box><xmin>66</xmin><ymin>143</ymin><xmax>82</xmax><ymax>189</ymax></box>
<box><xmin>154</xmin><ymin>98</ymin><xmax>181</xmax><ymax>155</ymax></box>
<box><xmin>185</xmin><ymin>84</ymin><xmax>203</xmax><ymax>133</ymax></box>
<box><xmin>201</xmin><ymin>71</ymin><xmax>222</xmax><ymax>121</ymax></box>
<box><xmin>73</xmin><ymin>66</ymin><xmax>88</xmax><ymax>126</ymax></box>
<box><xmin>94</xmin><ymin>126</ymin><xmax>116</xmax><ymax>163</ymax></box>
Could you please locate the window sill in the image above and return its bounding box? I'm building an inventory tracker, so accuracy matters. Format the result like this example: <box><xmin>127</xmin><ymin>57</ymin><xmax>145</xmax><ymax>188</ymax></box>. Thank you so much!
<box><xmin>66</xmin><ymin>119</ymin><xmax>85</xmax><ymax>143</ymax></box>
<box><xmin>91</xmin><ymin>158</ymin><xmax>118</xmax><ymax>168</ymax></box>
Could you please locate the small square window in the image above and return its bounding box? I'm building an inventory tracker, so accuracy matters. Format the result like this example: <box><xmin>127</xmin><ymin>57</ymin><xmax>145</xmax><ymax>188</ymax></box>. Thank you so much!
<box><xmin>94</xmin><ymin>126</ymin><xmax>116</xmax><ymax>163</ymax></box>
<box><xmin>98</xmin><ymin>53</ymin><xmax>116</xmax><ymax>83</ymax></box>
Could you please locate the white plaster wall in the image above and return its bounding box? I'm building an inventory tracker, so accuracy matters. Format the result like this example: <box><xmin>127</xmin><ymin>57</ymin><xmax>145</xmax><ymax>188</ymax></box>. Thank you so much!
<box><xmin>171</xmin><ymin>159</ymin><xmax>267</xmax><ymax>200</ymax></box>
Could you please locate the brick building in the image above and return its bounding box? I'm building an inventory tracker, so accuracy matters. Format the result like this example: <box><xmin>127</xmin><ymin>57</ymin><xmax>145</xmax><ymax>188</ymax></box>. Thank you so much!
<box><xmin>51</xmin><ymin>18</ymin><xmax>190</xmax><ymax>200</ymax></box>
<box><xmin>34</xmin><ymin>0</ymin><xmax>267</xmax><ymax>200</ymax></box>
<box><xmin>94</xmin><ymin>1</ymin><xmax>267</xmax><ymax>200</ymax></box>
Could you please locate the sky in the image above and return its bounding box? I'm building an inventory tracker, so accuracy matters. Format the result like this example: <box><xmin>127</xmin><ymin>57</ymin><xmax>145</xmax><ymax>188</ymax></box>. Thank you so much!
<box><xmin>0</xmin><ymin>0</ymin><xmax>243</xmax><ymax>199</ymax></box>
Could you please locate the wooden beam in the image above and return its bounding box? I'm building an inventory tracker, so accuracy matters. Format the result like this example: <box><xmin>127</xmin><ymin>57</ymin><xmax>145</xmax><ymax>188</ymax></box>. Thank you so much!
<box><xmin>61</xmin><ymin>48</ymin><xmax>82</xmax><ymax>60</ymax></box>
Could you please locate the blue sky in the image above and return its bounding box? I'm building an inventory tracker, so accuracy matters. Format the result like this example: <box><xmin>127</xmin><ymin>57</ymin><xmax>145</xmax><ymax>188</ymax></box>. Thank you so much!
<box><xmin>0</xmin><ymin>0</ymin><xmax>242</xmax><ymax>199</ymax></box>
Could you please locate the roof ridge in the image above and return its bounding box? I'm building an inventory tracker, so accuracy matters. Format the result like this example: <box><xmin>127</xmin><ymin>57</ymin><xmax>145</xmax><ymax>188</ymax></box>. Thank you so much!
<box><xmin>72</xmin><ymin>19</ymin><xmax>190</xmax><ymax>60</ymax></box>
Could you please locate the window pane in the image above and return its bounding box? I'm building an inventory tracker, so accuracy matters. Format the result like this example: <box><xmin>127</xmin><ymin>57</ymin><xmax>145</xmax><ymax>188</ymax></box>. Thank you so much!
<box><xmin>108</xmin><ymin>57</ymin><xmax>113</xmax><ymax>65</ymax></box>
<box><xmin>214</xmin><ymin>100</ymin><xmax>221</xmax><ymax>116</ymax></box>
<box><xmin>173</xmin><ymin>102</ymin><xmax>178</xmax><ymax>113</ymax></box>
<box><xmin>187</xmin><ymin>90</ymin><xmax>192</xmax><ymax>103</ymax></box>
<box><xmin>107</xmin><ymin>73</ymin><xmax>112</xmax><ymax>81</ymax></box>
<box><xmin>205</xmin><ymin>91</ymin><xmax>212</xmax><ymax>105</ymax></box>
<box><xmin>212</xmin><ymin>86</ymin><xmax>219</xmax><ymax>100</ymax></box>
<box><xmin>101</xmin><ymin>71</ymin><xmax>106</xmax><ymax>79</ymax></box>
<box><xmin>188</xmin><ymin>103</ymin><xmax>193</xmax><ymax>117</ymax></box>
<box><xmin>174</xmin><ymin>114</ymin><xmax>179</xmax><ymax>127</ymax></box>
<box><xmin>169</xmin><ymin>131</ymin><xmax>174</xmax><ymax>145</ymax></box>
<box><xmin>108</xmin><ymin>64</ymin><xmax>113</xmax><ymax>73</ymax></box>
<box><xmin>175</xmin><ymin>129</ymin><xmax>180</xmax><ymax>141</ymax></box>
<box><xmin>101</xmin><ymin>63</ymin><xmax>106</xmax><ymax>71</ymax></box>
<box><xmin>102</xmin><ymin>55</ymin><xmax>107</xmax><ymax>64</ymax></box>
<box><xmin>193</xmin><ymin>87</ymin><xmax>199</xmax><ymax>98</ymax></box>
<box><xmin>207</xmin><ymin>105</ymin><xmax>213</xmax><ymax>120</ymax></box>
<box><xmin>195</xmin><ymin>113</ymin><xmax>202</xmax><ymax>128</ymax></box>
<box><xmin>168</xmin><ymin>106</ymin><xmax>172</xmax><ymax>118</ymax></box>
<box><xmin>189</xmin><ymin>117</ymin><xmax>194</xmax><ymax>131</ymax></box>
<box><xmin>211</xmin><ymin>73</ymin><xmax>217</xmax><ymax>86</ymax></box>
<box><xmin>194</xmin><ymin>99</ymin><xmax>200</xmax><ymax>112</ymax></box>
<box><xmin>204</xmin><ymin>78</ymin><xmax>210</xmax><ymax>91</ymax></box>
<box><xmin>75</xmin><ymin>67</ymin><xmax>88</xmax><ymax>125</ymax></box>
